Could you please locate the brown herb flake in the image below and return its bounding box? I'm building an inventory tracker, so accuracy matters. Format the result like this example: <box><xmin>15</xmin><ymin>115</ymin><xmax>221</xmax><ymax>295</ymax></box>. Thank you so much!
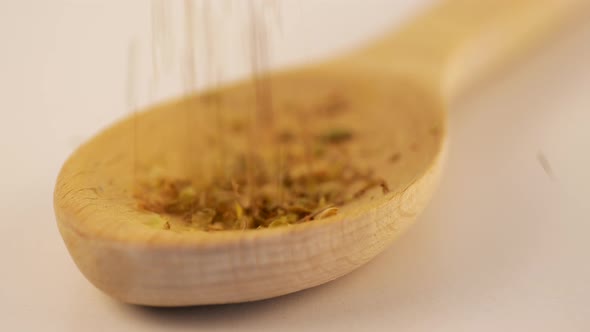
<box><xmin>230</xmin><ymin>120</ymin><xmax>245</xmax><ymax>133</ymax></box>
<box><xmin>318</xmin><ymin>128</ymin><xmax>354</xmax><ymax>144</ymax></box>
<box><xmin>353</xmin><ymin>178</ymin><xmax>390</xmax><ymax>199</ymax></box>
<box><xmin>277</xmin><ymin>130</ymin><xmax>295</xmax><ymax>143</ymax></box>
<box><xmin>389</xmin><ymin>153</ymin><xmax>401</xmax><ymax>163</ymax></box>
<box><xmin>429</xmin><ymin>126</ymin><xmax>440</xmax><ymax>137</ymax></box>
<box><xmin>318</xmin><ymin>94</ymin><xmax>349</xmax><ymax>116</ymax></box>
<box><xmin>380</xmin><ymin>180</ymin><xmax>390</xmax><ymax>194</ymax></box>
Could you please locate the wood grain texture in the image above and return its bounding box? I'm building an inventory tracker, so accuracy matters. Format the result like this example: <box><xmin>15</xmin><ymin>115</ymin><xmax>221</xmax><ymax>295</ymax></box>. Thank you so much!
<box><xmin>54</xmin><ymin>0</ymin><xmax>587</xmax><ymax>306</ymax></box>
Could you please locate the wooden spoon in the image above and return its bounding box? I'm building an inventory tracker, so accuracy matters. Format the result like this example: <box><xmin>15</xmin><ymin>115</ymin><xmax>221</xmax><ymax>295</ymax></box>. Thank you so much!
<box><xmin>54</xmin><ymin>0</ymin><xmax>587</xmax><ymax>306</ymax></box>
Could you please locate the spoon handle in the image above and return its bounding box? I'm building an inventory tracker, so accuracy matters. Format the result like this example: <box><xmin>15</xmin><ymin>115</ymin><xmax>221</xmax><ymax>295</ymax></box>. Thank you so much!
<box><xmin>354</xmin><ymin>0</ymin><xmax>588</xmax><ymax>101</ymax></box>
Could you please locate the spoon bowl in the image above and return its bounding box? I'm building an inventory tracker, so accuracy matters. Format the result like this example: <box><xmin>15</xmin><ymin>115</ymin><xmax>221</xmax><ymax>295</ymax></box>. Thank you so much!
<box><xmin>54</xmin><ymin>0</ymin><xmax>586</xmax><ymax>306</ymax></box>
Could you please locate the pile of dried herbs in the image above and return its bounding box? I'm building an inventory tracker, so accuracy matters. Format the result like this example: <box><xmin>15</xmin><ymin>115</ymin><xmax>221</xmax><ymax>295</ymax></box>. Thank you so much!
<box><xmin>135</xmin><ymin>128</ymin><xmax>389</xmax><ymax>231</ymax></box>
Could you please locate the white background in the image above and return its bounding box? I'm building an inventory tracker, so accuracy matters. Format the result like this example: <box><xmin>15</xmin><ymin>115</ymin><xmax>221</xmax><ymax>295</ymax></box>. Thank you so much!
<box><xmin>1</xmin><ymin>1</ymin><xmax>589</xmax><ymax>331</ymax></box>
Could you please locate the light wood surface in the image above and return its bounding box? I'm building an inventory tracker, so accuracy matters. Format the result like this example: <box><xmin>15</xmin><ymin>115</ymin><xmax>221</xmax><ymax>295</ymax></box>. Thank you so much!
<box><xmin>54</xmin><ymin>0</ymin><xmax>587</xmax><ymax>306</ymax></box>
